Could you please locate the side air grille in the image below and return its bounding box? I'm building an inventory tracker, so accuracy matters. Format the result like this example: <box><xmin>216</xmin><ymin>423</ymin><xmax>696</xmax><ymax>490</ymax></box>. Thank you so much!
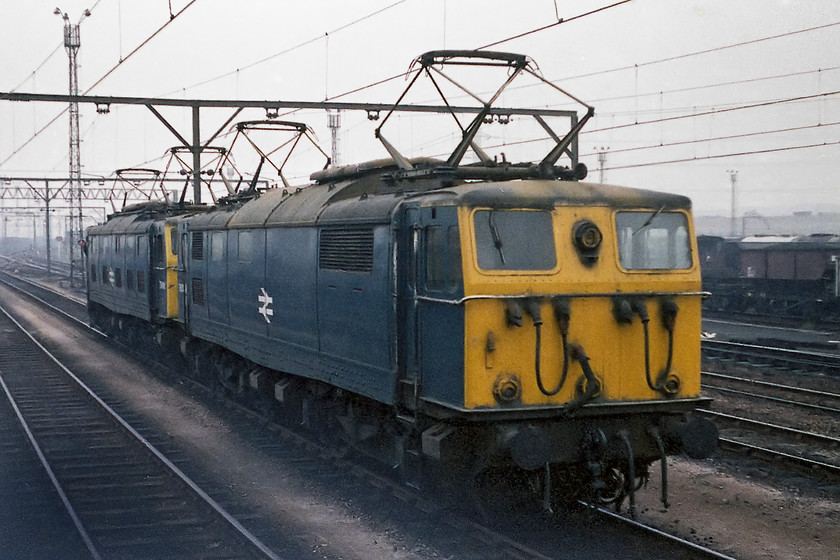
<box><xmin>192</xmin><ymin>232</ymin><xmax>204</xmax><ymax>261</ymax></box>
<box><xmin>191</xmin><ymin>277</ymin><xmax>205</xmax><ymax>306</ymax></box>
<box><xmin>319</xmin><ymin>228</ymin><xmax>374</xmax><ymax>272</ymax></box>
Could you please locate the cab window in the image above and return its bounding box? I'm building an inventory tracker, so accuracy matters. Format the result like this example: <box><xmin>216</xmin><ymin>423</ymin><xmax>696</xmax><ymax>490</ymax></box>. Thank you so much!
<box><xmin>474</xmin><ymin>209</ymin><xmax>556</xmax><ymax>271</ymax></box>
<box><xmin>169</xmin><ymin>228</ymin><xmax>179</xmax><ymax>256</ymax></box>
<box><xmin>425</xmin><ymin>225</ymin><xmax>462</xmax><ymax>291</ymax></box>
<box><xmin>615</xmin><ymin>211</ymin><xmax>691</xmax><ymax>270</ymax></box>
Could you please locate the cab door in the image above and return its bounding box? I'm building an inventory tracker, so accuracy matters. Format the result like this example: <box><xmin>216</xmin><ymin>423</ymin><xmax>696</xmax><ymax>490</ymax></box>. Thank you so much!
<box><xmin>151</xmin><ymin>222</ymin><xmax>179</xmax><ymax>320</ymax></box>
<box><xmin>177</xmin><ymin>224</ymin><xmax>190</xmax><ymax>324</ymax></box>
<box><xmin>400</xmin><ymin>206</ymin><xmax>465</xmax><ymax>410</ymax></box>
<box><xmin>150</xmin><ymin>228</ymin><xmax>166</xmax><ymax>319</ymax></box>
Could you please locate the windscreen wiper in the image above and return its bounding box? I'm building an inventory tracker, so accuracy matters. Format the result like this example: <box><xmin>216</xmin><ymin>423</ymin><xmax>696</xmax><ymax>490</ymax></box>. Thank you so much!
<box><xmin>489</xmin><ymin>211</ymin><xmax>507</xmax><ymax>265</ymax></box>
<box><xmin>633</xmin><ymin>205</ymin><xmax>665</xmax><ymax>236</ymax></box>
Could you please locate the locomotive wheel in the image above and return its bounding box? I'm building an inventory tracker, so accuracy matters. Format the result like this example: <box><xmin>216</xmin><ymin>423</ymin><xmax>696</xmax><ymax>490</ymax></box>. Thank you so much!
<box><xmin>544</xmin><ymin>465</ymin><xmax>589</xmax><ymax>508</ymax></box>
<box><xmin>593</xmin><ymin>467</ymin><xmax>626</xmax><ymax>506</ymax></box>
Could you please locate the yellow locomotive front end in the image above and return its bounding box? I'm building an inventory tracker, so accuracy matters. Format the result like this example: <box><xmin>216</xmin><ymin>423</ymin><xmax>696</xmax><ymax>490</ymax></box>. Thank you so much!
<box><xmin>462</xmin><ymin>192</ymin><xmax>701</xmax><ymax>410</ymax></box>
<box><xmin>422</xmin><ymin>180</ymin><xmax>717</xmax><ymax>507</ymax></box>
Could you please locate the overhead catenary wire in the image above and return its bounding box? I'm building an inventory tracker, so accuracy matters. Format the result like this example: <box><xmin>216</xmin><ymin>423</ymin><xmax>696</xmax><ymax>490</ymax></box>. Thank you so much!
<box><xmin>588</xmin><ymin>90</ymin><xmax>840</xmax><ymax>135</ymax></box>
<box><xmin>477</xmin><ymin>0</ymin><xmax>634</xmax><ymax>50</ymax></box>
<box><xmin>0</xmin><ymin>0</ymin><xmax>199</xmax><ymax>168</ymax></box>
<box><xmin>314</xmin><ymin>0</ymin><xmax>635</xmax><ymax>106</ymax></box>
<box><xmin>8</xmin><ymin>45</ymin><xmax>63</xmax><ymax>93</ymax></box>
<box><xmin>84</xmin><ymin>52</ymin><xmax>840</xmax><ymax>177</ymax></box>
<box><xmin>581</xmin><ymin>120</ymin><xmax>840</xmax><ymax>158</ymax></box>
<box><xmin>492</xmin><ymin>62</ymin><xmax>840</xmax><ymax>113</ymax></box>
<box><xmin>166</xmin><ymin>0</ymin><xmax>410</xmax><ymax>96</ymax></box>
<box><xmin>3</xmin><ymin>0</ymin><xmax>411</xmax><ymax>172</ymax></box>
<box><xmin>603</xmin><ymin>140</ymin><xmax>840</xmax><ymax>171</ymax></box>
<box><xmin>551</xmin><ymin>20</ymin><xmax>840</xmax><ymax>84</ymax></box>
<box><xmin>584</xmin><ymin>66</ymin><xmax>840</xmax><ymax>109</ymax></box>
<box><xmin>5</xmin><ymin>2</ymin><xmax>837</xmax><ymax>183</ymax></box>
<box><xmin>85</xmin><ymin>0</ymin><xmax>199</xmax><ymax>94</ymax></box>
<box><xmin>420</xmin><ymin>90</ymin><xmax>840</xmax><ymax>160</ymax></box>
<box><xmin>112</xmin><ymin>5</ymin><xmax>840</xmax><ymax>190</ymax></box>
<box><xmin>309</xmin><ymin>5</ymin><xmax>839</xmax><ymax>129</ymax></box>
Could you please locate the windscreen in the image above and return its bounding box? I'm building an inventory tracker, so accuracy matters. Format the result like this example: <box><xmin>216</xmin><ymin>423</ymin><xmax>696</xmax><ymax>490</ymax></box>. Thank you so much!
<box><xmin>615</xmin><ymin>210</ymin><xmax>692</xmax><ymax>270</ymax></box>
<box><xmin>474</xmin><ymin>209</ymin><xmax>556</xmax><ymax>271</ymax></box>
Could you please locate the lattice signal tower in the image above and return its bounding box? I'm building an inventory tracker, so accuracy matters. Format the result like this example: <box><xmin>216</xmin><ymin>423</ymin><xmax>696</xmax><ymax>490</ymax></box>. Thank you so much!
<box><xmin>56</xmin><ymin>7</ymin><xmax>90</xmax><ymax>286</ymax></box>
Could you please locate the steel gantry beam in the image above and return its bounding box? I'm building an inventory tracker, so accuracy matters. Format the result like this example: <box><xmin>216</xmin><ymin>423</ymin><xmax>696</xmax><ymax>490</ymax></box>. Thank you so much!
<box><xmin>0</xmin><ymin>91</ymin><xmax>579</xmax><ymax>205</ymax></box>
<box><xmin>0</xmin><ymin>176</ymin><xmax>219</xmax><ymax>204</ymax></box>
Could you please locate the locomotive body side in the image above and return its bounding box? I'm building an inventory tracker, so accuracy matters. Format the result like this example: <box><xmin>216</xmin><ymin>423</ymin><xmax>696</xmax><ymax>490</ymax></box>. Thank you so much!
<box><xmin>179</xmin><ymin>186</ymin><xmax>403</xmax><ymax>405</ymax></box>
<box><xmin>87</xmin><ymin>213</ymin><xmax>156</xmax><ymax>327</ymax></box>
<box><xmin>86</xmin><ymin>203</ymin><xmax>209</xmax><ymax>345</ymax></box>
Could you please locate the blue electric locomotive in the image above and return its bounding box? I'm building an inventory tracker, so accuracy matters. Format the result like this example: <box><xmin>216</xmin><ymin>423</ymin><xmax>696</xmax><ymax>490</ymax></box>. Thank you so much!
<box><xmin>87</xmin><ymin>51</ymin><xmax>717</xmax><ymax>509</ymax></box>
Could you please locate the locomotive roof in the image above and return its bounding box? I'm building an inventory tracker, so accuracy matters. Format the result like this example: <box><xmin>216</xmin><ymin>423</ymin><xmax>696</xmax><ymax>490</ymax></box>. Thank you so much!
<box><xmin>444</xmin><ymin>179</ymin><xmax>691</xmax><ymax>210</ymax></box>
<box><xmin>184</xmin><ymin>172</ymin><xmax>691</xmax><ymax>230</ymax></box>
<box><xmin>88</xmin><ymin>212</ymin><xmax>155</xmax><ymax>235</ymax></box>
<box><xmin>88</xmin><ymin>201</ymin><xmax>211</xmax><ymax>234</ymax></box>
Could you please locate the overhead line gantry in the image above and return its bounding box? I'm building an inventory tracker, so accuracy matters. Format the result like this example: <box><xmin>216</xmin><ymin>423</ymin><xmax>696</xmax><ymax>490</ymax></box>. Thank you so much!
<box><xmin>0</xmin><ymin>91</ymin><xmax>581</xmax><ymax>205</ymax></box>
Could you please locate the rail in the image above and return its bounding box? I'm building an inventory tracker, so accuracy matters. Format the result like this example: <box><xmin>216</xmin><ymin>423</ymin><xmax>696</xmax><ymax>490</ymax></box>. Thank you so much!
<box><xmin>0</xmin><ymin>301</ymin><xmax>282</xmax><ymax>559</ymax></box>
<box><xmin>702</xmin><ymin>339</ymin><xmax>840</xmax><ymax>375</ymax></box>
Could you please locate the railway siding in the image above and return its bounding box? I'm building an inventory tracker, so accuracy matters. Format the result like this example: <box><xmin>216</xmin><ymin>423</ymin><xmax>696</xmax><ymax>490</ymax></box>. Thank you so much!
<box><xmin>0</xmin><ymin>305</ymin><xmax>280</xmax><ymax>559</ymax></box>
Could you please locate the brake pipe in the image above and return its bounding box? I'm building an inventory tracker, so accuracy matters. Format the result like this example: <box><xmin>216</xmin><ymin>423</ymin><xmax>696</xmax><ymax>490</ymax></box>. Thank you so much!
<box><xmin>525</xmin><ymin>298</ymin><xmax>570</xmax><ymax>397</ymax></box>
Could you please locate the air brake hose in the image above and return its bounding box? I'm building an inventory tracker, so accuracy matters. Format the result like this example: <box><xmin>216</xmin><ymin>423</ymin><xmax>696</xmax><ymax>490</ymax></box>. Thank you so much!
<box><xmin>648</xmin><ymin>426</ymin><xmax>669</xmax><ymax>509</ymax></box>
<box><xmin>655</xmin><ymin>299</ymin><xmax>678</xmax><ymax>388</ymax></box>
<box><xmin>618</xmin><ymin>431</ymin><xmax>637</xmax><ymax>518</ymax></box>
<box><xmin>636</xmin><ymin>299</ymin><xmax>678</xmax><ymax>392</ymax></box>
<box><xmin>633</xmin><ymin>301</ymin><xmax>659</xmax><ymax>392</ymax></box>
<box><xmin>565</xmin><ymin>344</ymin><xmax>601</xmax><ymax>414</ymax></box>
<box><xmin>655</xmin><ymin>328</ymin><xmax>676</xmax><ymax>389</ymax></box>
<box><xmin>525</xmin><ymin>299</ymin><xmax>570</xmax><ymax>397</ymax></box>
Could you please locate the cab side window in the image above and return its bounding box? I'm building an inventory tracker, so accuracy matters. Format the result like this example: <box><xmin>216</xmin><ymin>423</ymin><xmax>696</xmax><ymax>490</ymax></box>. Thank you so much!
<box><xmin>425</xmin><ymin>225</ymin><xmax>462</xmax><ymax>292</ymax></box>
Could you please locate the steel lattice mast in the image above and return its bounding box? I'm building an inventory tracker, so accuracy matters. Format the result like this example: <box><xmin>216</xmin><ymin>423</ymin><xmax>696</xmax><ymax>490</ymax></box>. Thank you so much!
<box><xmin>57</xmin><ymin>8</ymin><xmax>90</xmax><ymax>286</ymax></box>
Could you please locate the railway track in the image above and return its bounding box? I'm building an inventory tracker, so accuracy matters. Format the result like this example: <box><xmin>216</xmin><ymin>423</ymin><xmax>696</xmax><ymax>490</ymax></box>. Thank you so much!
<box><xmin>702</xmin><ymin>309</ymin><xmax>840</xmax><ymax>332</ymax></box>
<box><xmin>0</xmin><ymin>253</ymin><xmax>77</xmax><ymax>284</ymax></box>
<box><xmin>702</xmin><ymin>339</ymin><xmax>840</xmax><ymax>481</ymax></box>
<box><xmin>698</xmin><ymin>409</ymin><xmax>840</xmax><ymax>477</ymax></box>
<box><xmin>0</xmin><ymin>304</ymin><xmax>280</xmax><ymax>559</ymax></box>
<box><xmin>702</xmin><ymin>339</ymin><xmax>840</xmax><ymax>375</ymax></box>
<box><xmin>703</xmin><ymin>370</ymin><xmax>840</xmax><ymax>415</ymax></box>
<box><xmin>0</xmin><ymin>268</ymin><xmax>736</xmax><ymax>560</ymax></box>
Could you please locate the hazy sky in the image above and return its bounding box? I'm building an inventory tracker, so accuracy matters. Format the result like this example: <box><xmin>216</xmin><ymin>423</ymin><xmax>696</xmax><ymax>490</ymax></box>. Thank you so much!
<box><xmin>1</xmin><ymin>0</ymin><xmax>839</xmax><ymax>219</ymax></box>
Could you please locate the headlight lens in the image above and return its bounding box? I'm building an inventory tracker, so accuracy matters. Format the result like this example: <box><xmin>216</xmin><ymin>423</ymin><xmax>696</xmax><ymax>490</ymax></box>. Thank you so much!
<box><xmin>574</xmin><ymin>220</ymin><xmax>602</xmax><ymax>251</ymax></box>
